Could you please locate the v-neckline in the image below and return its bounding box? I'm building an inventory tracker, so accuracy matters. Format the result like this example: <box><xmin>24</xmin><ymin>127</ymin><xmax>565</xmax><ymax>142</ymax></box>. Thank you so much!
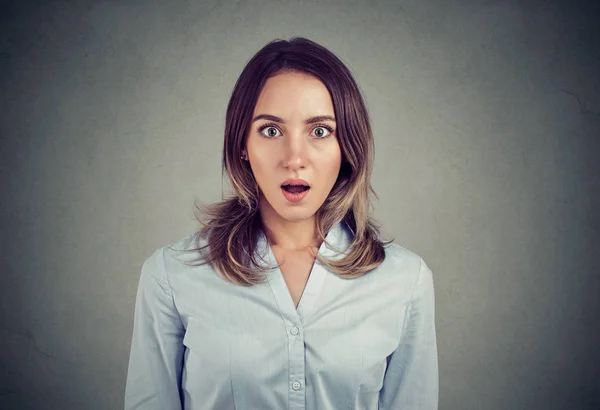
<box><xmin>261</xmin><ymin>221</ymin><xmax>348</xmax><ymax>323</ymax></box>
<box><xmin>271</xmin><ymin>248</ymin><xmax>315</xmax><ymax>309</ymax></box>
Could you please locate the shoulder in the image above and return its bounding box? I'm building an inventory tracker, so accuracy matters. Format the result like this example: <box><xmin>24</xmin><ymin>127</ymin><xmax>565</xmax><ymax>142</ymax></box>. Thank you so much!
<box><xmin>160</xmin><ymin>230</ymin><xmax>208</xmax><ymax>265</ymax></box>
<box><xmin>136</xmin><ymin>236</ymin><xmax>196</xmax><ymax>297</ymax></box>
<box><xmin>381</xmin><ymin>242</ymin><xmax>426</xmax><ymax>275</ymax></box>
<box><xmin>376</xmin><ymin>241</ymin><xmax>434</xmax><ymax>301</ymax></box>
<box><xmin>140</xmin><ymin>231</ymin><xmax>209</xmax><ymax>277</ymax></box>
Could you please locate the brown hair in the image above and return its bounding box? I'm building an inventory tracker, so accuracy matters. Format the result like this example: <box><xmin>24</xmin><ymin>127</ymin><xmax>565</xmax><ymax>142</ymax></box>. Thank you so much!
<box><xmin>178</xmin><ymin>36</ymin><xmax>394</xmax><ymax>286</ymax></box>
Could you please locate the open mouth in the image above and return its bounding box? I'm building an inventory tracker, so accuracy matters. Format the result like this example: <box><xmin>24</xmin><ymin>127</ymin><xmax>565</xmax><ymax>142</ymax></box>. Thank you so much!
<box><xmin>281</xmin><ymin>185</ymin><xmax>310</xmax><ymax>193</ymax></box>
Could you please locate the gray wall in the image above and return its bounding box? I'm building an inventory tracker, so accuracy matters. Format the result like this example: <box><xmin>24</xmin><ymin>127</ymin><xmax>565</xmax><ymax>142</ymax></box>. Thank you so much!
<box><xmin>1</xmin><ymin>0</ymin><xmax>598</xmax><ymax>409</ymax></box>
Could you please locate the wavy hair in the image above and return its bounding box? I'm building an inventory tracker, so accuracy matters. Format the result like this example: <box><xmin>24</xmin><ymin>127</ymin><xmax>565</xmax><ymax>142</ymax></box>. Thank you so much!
<box><xmin>178</xmin><ymin>36</ymin><xmax>394</xmax><ymax>286</ymax></box>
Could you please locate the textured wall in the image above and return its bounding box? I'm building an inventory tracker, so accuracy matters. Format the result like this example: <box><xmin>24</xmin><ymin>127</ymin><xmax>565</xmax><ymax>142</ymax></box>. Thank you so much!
<box><xmin>1</xmin><ymin>0</ymin><xmax>598</xmax><ymax>409</ymax></box>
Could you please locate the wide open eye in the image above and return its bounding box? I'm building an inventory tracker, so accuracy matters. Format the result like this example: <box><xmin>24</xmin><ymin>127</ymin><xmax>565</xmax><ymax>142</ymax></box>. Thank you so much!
<box><xmin>312</xmin><ymin>126</ymin><xmax>334</xmax><ymax>138</ymax></box>
<box><xmin>259</xmin><ymin>126</ymin><xmax>279</xmax><ymax>138</ymax></box>
<box><xmin>258</xmin><ymin>124</ymin><xmax>282</xmax><ymax>138</ymax></box>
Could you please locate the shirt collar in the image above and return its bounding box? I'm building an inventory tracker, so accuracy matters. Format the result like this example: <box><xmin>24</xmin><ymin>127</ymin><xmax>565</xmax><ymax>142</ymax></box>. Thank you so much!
<box><xmin>256</xmin><ymin>219</ymin><xmax>353</xmax><ymax>267</ymax></box>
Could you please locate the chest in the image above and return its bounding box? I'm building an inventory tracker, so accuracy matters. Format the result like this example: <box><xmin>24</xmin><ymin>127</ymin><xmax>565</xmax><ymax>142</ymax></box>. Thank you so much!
<box><xmin>180</xmin><ymin>288</ymin><xmax>403</xmax><ymax>409</ymax></box>
<box><xmin>176</xmin><ymin>256</ymin><xmax>410</xmax><ymax>409</ymax></box>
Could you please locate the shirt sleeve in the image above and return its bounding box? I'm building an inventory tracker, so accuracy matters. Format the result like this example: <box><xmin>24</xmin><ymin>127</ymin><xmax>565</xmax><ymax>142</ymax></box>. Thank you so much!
<box><xmin>379</xmin><ymin>257</ymin><xmax>439</xmax><ymax>410</ymax></box>
<box><xmin>124</xmin><ymin>247</ymin><xmax>185</xmax><ymax>410</ymax></box>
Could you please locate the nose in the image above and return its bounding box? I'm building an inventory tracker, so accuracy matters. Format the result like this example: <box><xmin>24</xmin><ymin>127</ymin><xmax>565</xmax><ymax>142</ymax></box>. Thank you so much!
<box><xmin>283</xmin><ymin>133</ymin><xmax>308</xmax><ymax>170</ymax></box>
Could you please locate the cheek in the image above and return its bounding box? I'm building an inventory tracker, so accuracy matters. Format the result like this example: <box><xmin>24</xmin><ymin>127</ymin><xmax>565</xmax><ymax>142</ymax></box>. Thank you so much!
<box><xmin>248</xmin><ymin>141</ymin><xmax>277</xmax><ymax>168</ymax></box>
<box><xmin>318</xmin><ymin>153</ymin><xmax>342</xmax><ymax>180</ymax></box>
<box><xmin>249</xmin><ymin>156</ymin><xmax>273</xmax><ymax>183</ymax></box>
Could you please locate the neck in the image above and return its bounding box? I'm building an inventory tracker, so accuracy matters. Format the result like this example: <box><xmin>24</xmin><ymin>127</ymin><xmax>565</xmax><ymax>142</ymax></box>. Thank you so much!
<box><xmin>259</xmin><ymin>205</ymin><xmax>321</xmax><ymax>252</ymax></box>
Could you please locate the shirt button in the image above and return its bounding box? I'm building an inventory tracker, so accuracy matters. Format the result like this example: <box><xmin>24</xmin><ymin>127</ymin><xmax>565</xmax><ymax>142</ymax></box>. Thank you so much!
<box><xmin>292</xmin><ymin>381</ymin><xmax>301</xmax><ymax>390</ymax></box>
<box><xmin>290</xmin><ymin>326</ymin><xmax>299</xmax><ymax>335</ymax></box>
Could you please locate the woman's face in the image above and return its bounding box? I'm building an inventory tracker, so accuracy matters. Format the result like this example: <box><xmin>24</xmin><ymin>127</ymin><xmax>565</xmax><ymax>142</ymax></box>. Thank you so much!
<box><xmin>244</xmin><ymin>71</ymin><xmax>342</xmax><ymax>224</ymax></box>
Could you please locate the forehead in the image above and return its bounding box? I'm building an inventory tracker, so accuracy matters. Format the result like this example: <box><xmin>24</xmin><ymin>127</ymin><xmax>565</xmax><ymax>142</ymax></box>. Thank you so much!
<box><xmin>253</xmin><ymin>72</ymin><xmax>334</xmax><ymax>117</ymax></box>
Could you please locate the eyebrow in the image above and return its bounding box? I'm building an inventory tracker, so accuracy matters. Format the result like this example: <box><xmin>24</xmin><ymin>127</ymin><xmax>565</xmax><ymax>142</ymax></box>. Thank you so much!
<box><xmin>252</xmin><ymin>114</ymin><xmax>336</xmax><ymax>124</ymax></box>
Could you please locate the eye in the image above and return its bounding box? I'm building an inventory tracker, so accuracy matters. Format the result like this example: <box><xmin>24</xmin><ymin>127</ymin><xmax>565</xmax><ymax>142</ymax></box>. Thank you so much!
<box><xmin>312</xmin><ymin>125</ymin><xmax>334</xmax><ymax>138</ymax></box>
<box><xmin>257</xmin><ymin>122</ymin><xmax>282</xmax><ymax>138</ymax></box>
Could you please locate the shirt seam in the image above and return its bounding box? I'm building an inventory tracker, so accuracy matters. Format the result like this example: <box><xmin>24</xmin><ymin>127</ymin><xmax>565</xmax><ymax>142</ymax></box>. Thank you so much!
<box><xmin>397</xmin><ymin>257</ymin><xmax>423</xmax><ymax>344</ymax></box>
<box><xmin>159</xmin><ymin>246</ymin><xmax>186</xmax><ymax>408</ymax></box>
<box><xmin>380</xmin><ymin>256</ymin><xmax>422</xmax><ymax>409</ymax></box>
<box><xmin>159</xmin><ymin>246</ymin><xmax>185</xmax><ymax>329</ymax></box>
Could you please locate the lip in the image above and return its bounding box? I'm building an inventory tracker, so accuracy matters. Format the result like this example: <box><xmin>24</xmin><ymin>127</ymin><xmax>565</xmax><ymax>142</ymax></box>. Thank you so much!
<box><xmin>281</xmin><ymin>186</ymin><xmax>310</xmax><ymax>203</ymax></box>
<box><xmin>281</xmin><ymin>178</ymin><xmax>310</xmax><ymax>187</ymax></box>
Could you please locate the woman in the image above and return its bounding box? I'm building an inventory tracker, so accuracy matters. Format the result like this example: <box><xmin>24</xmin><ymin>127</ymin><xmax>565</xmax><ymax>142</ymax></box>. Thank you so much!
<box><xmin>124</xmin><ymin>37</ymin><xmax>438</xmax><ymax>410</ymax></box>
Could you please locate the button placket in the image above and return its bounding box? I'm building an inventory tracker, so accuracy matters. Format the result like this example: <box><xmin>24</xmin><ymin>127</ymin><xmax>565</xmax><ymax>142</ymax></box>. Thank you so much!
<box><xmin>287</xmin><ymin>321</ymin><xmax>305</xmax><ymax>408</ymax></box>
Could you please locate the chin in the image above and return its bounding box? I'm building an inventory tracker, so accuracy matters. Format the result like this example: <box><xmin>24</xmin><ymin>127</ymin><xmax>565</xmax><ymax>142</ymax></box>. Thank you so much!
<box><xmin>276</xmin><ymin>209</ymin><xmax>313</xmax><ymax>222</ymax></box>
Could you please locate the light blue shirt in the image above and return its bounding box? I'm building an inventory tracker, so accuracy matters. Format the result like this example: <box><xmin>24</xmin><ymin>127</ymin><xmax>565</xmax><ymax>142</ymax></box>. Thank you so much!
<box><xmin>124</xmin><ymin>220</ymin><xmax>438</xmax><ymax>409</ymax></box>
